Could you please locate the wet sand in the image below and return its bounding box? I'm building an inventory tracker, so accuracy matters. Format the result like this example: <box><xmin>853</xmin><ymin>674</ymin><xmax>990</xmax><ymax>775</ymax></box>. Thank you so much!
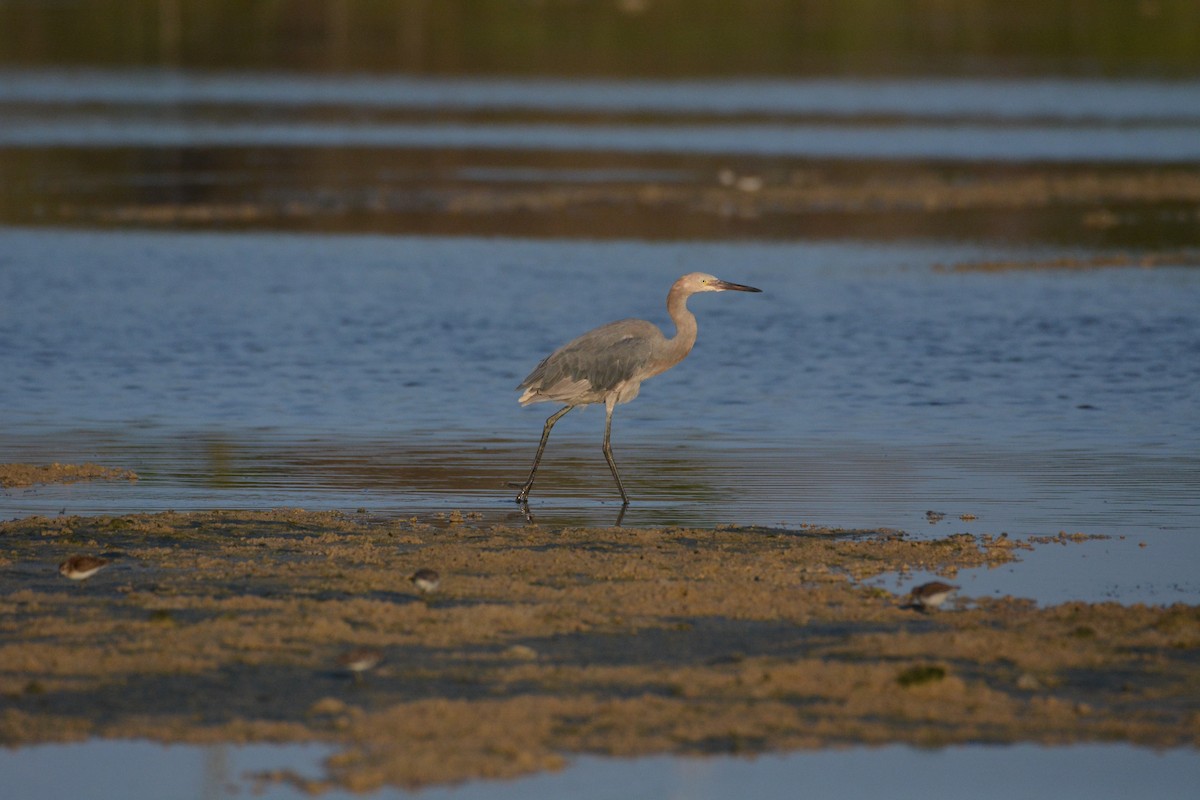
<box><xmin>0</xmin><ymin>463</ymin><xmax>137</xmax><ymax>489</ymax></box>
<box><xmin>7</xmin><ymin>147</ymin><xmax>1200</xmax><ymax>248</ymax></box>
<box><xmin>1</xmin><ymin>505</ymin><xmax>1196</xmax><ymax>792</ymax></box>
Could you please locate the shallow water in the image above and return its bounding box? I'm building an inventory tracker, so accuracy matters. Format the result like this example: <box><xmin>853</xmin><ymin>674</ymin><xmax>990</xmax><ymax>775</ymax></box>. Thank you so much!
<box><xmin>2</xmin><ymin>229</ymin><xmax>1198</xmax><ymax>604</ymax></box>
<box><xmin>4</xmin><ymin>71</ymin><xmax>1200</xmax><ymax>161</ymax></box>
<box><xmin>5</xmin><ymin>72</ymin><xmax>1200</xmax><ymax>120</ymax></box>
<box><xmin>5</xmin><ymin>230</ymin><xmax>1197</xmax><ymax>447</ymax></box>
<box><xmin>4</xmin><ymin>741</ymin><xmax>1197</xmax><ymax>800</ymax></box>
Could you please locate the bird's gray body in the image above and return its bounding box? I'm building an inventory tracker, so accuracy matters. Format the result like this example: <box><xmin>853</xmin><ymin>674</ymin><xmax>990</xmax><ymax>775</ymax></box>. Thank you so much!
<box><xmin>518</xmin><ymin>318</ymin><xmax>664</xmax><ymax>408</ymax></box>
<box><xmin>514</xmin><ymin>272</ymin><xmax>761</xmax><ymax>506</ymax></box>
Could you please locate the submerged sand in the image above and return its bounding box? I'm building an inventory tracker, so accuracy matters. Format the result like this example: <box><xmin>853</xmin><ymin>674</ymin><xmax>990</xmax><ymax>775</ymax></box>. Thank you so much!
<box><xmin>0</xmin><ymin>508</ymin><xmax>1196</xmax><ymax>791</ymax></box>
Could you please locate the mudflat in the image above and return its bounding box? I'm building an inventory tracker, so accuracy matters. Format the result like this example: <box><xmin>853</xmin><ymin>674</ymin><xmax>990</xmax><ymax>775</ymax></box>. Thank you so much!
<box><xmin>1</xmin><ymin>507</ymin><xmax>1196</xmax><ymax>792</ymax></box>
<box><xmin>0</xmin><ymin>463</ymin><xmax>137</xmax><ymax>489</ymax></box>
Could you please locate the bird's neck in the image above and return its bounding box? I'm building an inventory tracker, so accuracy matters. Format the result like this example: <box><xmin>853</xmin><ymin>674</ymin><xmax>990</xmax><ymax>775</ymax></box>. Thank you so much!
<box><xmin>664</xmin><ymin>284</ymin><xmax>699</xmax><ymax>366</ymax></box>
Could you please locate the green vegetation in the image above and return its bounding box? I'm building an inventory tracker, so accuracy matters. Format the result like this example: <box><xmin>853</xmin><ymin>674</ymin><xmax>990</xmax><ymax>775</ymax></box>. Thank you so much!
<box><xmin>897</xmin><ymin>664</ymin><xmax>947</xmax><ymax>687</ymax></box>
<box><xmin>2</xmin><ymin>0</ymin><xmax>1197</xmax><ymax>77</ymax></box>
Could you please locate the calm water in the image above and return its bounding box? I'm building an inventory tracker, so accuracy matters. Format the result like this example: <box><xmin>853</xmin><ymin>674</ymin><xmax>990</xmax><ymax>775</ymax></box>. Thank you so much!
<box><xmin>3</xmin><ymin>71</ymin><xmax>1200</xmax><ymax>161</ymax></box>
<box><xmin>2</xmin><ymin>228</ymin><xmax>1198</xmax><ymax>605</ymax></box>
<box><xmin>5</xmin><ymin>72</ymin><xmax>1200</xmax><ymax>119</ymax></box>
<box><xmin>4</xmin><ymin>741</ymin><xmax>1198</xmax><ymax>800</ymax></box>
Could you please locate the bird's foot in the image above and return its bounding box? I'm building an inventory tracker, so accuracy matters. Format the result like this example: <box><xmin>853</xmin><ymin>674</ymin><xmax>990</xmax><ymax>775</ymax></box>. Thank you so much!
<box><xmin>507</xmin><ymin>480</ymin><xmax>533</xmax><ymax>505</ymax></box>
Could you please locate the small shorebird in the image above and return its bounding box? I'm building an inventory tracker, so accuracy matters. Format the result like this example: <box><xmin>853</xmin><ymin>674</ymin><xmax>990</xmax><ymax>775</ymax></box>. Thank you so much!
<box><xmin>410</xmin><ymin>568</ymin><xmax>441</xmax><ymax>595</ymax></box>
<box><xmin>908</xmin><ymin>581</ymin><xmax>959</xmax><ymax>612</ymax></box>
<box><xmin>58</xmin><ymin>555</ymin><xmax>110</xmax><ymax>582</ymax></box>
<box><xmin>337</xmin><ymin>647</ymin><xmax>384</xmax><ymax>682</ymax></box>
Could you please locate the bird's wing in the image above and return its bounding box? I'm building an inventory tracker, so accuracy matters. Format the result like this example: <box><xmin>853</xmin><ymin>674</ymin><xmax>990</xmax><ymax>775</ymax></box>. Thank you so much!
<box><xmin>518</xmin><ymin>319</ymin><xmax>662</xmax><ymax>404</ymax></box>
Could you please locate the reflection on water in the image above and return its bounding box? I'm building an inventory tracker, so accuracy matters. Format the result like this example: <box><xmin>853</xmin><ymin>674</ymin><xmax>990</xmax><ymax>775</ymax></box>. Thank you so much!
<box><xmin>5</xmin><ymin>431</ymin><xmax>1199</xmax><ymax>605</ymax></box>
<box><xmin>3</xmin><ymin>71</ymin><xmax>1199</xmax><ymax>159</ymax></box>
<box><xmin>7</xmin><ymin>116</ymin><xmax>1200</xmax><ymax>162</ymax></box>
<box><xmin>2</xmin><ymin>229</ymin><xmax>1198</xmax><ymax>603</ymax></box>
<box><xmin>5</xmin><ymin>71</ymin><xmax>1200</xmax><ymax>120</ymax></box>
<box><xmin>3</xmin><ymin>741</ymin><xmax>1197</xmax><ymax>800</ymax></box>
<box><xmin>3</xmin><ymin>433</ymin><xmax>1198</xmax><ymax>538</ymax></box>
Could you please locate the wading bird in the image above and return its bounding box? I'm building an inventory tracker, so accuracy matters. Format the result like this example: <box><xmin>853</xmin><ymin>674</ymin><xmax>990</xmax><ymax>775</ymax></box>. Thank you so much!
<box><xmin>514</xmin><ymin>272</ymin><xmax>761</xmax><ymax>505</ymax></box>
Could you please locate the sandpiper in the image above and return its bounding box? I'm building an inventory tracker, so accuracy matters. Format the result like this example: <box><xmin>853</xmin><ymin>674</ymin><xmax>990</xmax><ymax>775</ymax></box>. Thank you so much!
<box><xmin>58</xmin><ymin>555</ymin><xmax>110</xmax><ymax>582</ymax></box>
<box><xmin>410</xmin><ymin>568</ymin><xmax>441</xmax><ymax>595</ymax></box>
<box><xmin>337</xmin><ymin>647</ymin><xmax>384</xmax><ymax>681</ymax></box>
<box><xmin>908</xmin><ymin>581</ymin><xmax>959</xmax><ymax>612</ymax></box>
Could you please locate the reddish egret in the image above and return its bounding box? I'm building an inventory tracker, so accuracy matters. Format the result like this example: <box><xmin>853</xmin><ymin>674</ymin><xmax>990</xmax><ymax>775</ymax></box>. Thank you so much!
<box><xmin>514</xmin><ymin>272</ymin><xmax>761</xmax><ymax>505</ymax></box>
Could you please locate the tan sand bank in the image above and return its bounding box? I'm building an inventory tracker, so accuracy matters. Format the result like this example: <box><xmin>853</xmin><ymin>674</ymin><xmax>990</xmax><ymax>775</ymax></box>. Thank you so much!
<box><xmin>0</xmin><ymin>510</ymin><xmax>1196</xmax><ymax>791</ymax></box>
<box><xmin>0</xmin><ymin>463</ymin><xmax>138</xmax><ymax>489</ymax></box>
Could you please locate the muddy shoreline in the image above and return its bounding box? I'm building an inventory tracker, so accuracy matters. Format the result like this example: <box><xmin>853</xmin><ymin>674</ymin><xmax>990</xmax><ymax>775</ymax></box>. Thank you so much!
<box><xmin>1</xmin><ymin>507</ymin><xmax>1196</xmax><ymax>791</ymax></box>
<box><xmin>7</xmin><ymin>150</ymin><xmax>1200</xmax><ymax>249</ymax></box>
<box><xmin>0</xmin><ymin>463</ymin><xmax>137</xmax><ymax>489</ymax></box>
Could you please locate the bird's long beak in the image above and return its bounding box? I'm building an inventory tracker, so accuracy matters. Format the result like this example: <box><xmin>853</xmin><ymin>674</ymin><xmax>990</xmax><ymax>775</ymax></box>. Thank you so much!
<box><xmin>715</xmin><ymin>279</ymin><xmax>762</xmax><ymax>293</ymax></box>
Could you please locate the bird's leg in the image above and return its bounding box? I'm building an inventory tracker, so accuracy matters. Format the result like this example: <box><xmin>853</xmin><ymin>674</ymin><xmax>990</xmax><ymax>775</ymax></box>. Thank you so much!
<box><xmin>515</xmin><ymin>405</ymin><xmax>572</xmax><ymax>504</ymax></box>
<box><xmin>602</xmin><ymin>400</ymin><xmax>631</xmax><ymax>506</ymax></box>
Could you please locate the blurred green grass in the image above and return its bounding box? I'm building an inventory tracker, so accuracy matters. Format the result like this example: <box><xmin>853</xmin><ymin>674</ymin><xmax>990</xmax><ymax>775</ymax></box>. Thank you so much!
<box><xmin>2</xmin><ymin>0</ymin><xmax>1197</xmax><ymax>77</ymax></box>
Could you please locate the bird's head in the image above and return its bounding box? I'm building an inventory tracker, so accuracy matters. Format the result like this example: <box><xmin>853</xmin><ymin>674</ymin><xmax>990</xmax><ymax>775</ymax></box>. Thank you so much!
<box><xmin>678</xmin><ymin>272</ymin><xmax>762</xmax><ymax>294</ymax></box>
